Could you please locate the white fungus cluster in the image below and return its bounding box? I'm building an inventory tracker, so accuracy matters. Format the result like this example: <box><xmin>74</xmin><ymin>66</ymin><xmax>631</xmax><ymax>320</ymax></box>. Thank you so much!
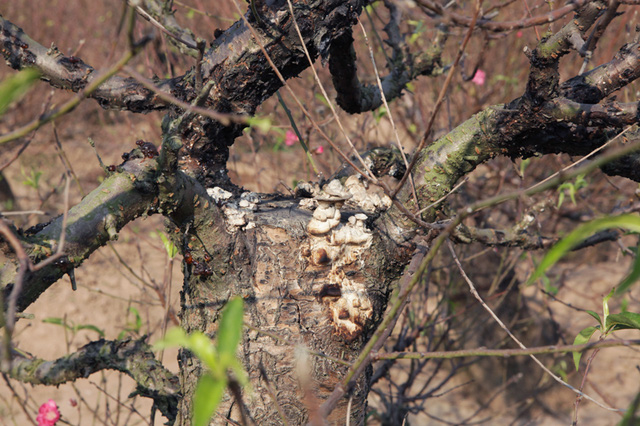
<box><xmin>300</xmin><ymin>178</ymin><xmax>382</xmax><ymax>340</ymax></box>
<box><xmin>206</xmin><ymin>187</ymin><xmax>258</xmax><ymax>232</ymax></box>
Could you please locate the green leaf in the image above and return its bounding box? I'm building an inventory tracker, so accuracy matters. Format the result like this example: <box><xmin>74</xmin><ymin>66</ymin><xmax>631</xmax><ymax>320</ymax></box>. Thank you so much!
<box><xmin>75</xmin><ymin>324</ymin><xmax>105</xmax><ymax>337</ymax></box>
<box><xmin>314</xmin><ymin>93</ymin><xmax>329</xmax><ymax>107</ymax></box>
<box><xmin>0</xmin><ymin>68</ymin><xmax>40</xmax><ymax>116</ymax></box>
<box><xmin>586</xmin><ymin>310</ymin><xmax>602</xmax><ymax>326</ymax></box>
<box><xmin>42</xmin><ymin>317</ymin><xmax>104</xmax><ymax>337</ymax></box>
<box><xmin>557</xmin><ymin>191</ymin><xmax>566</xmax><ymax>208</ymax></box>
<box><xmin>572</xmin><ymin>326</ymin><xmax>598</xmax><ymax>371</ymax></box>
<box><xmin>21</xmin><ymin>167</ymin><xmax>42</xmax><ymax>190</ymax></box>
<box><xmin>157</xmin><ymin>231</ymin><xmax>178</xmax><ymax>258</ymax></box>
<box><xmin>217</xmin><ymin>297</ymin><xmax>244</xmax><ymax>363</ymax></box>
<box><xmin>154</xmin><ymin>327</ymin><xmax>191</xmax><ymax>350</ymax></box>
<box><xmin>519</xmin><ymin>158</ymin><xmax>531</xmax><ymax>177</ymax></box>
<box><xmin>606</xmin><ymin>312</ymin><xmax>640</xmax><ymax>332</ymax></box>
<box><xmin>187</xmin><ymin>332</ymin><xmax>218</xmax><ymax>371</ymax></box>
<box><xmin>192</xmin><ymin>374</ymin><xmax>226</xmax><ymax>426</ymax></box>
<box><xmin>155</xmin><ymin>328</ymin><xmax>218</xmax><ymax>372</ymax></box>
<box><xmin>528</xmin><ymin>214</ymin><xmax>640</xmax><ymax>284</ymax></box>
<box><xmin>42</xmin><ymin>317</ymin><xmax>65</xmax><ymax>326</ymax></box>
<box><xmin>617</xmin><ymin>240</ymin><xmax>640</xmax><ymax>294</ymax></box>
<box><xmin>127</xmin><ymin>306</ymin><xmax>142</xmax><ymax>333</ymax></box>
<box><xmin>247</xmin><ymin>116</ymin><xmax>272</xmax><ymax>133</ymax></box>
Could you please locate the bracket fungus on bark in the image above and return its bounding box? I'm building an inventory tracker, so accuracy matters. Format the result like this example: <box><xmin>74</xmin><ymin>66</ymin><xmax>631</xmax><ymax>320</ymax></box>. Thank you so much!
<box><xmin>303</xmin><ymin>179</ymin><xmax>377</xmax><ymax>341</ymax></box>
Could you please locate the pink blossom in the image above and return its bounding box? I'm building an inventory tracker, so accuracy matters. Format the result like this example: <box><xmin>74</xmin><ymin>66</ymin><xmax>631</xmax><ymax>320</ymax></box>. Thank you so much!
<box><xmin>471</xmin><ymin>69</ymin><xmax>486</xmax><ymax>86</ymax></box>
<box><xmin>36</xmin><ymin>399</ymin><xmax>60</xmax><ymax>426</ymax></box>
<box><xmin>315</xmin><ymin>146</ymin><xmax>324</xmax><ymax>154</ymax></box>
<box><xmin>516</xmin><ymin>30</ymin><xmax>523</xmax><ymax>38</ymax></box>
<box><xmin>284</xmin><ymin>130</ymin><xmax>299</xmax><ymax>146</ymax></box>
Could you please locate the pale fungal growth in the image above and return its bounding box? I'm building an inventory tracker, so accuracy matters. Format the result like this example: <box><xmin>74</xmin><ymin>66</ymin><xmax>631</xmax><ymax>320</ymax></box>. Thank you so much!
<box><xmin>217</xmin><ymin>191</ymin><xmax>259</xmax><ymax>233</ymax></box>
<box><xmin>206</xmin><ymin>187</ymin><xmax>233</xmax><ymax>204</ymax></box>
<box><xmin>241</xmin><ymin>191</ymin><xmax>259</xmax><ymax>204</ymax></box>
<box><xmin>238</xmin><ymin>192</ymin><xmax>259</xmax><ymax>211</ymax></box>
<box><xmin>295</xmin><ymin>175</ymin><xmax>392</xmax><ymax>214</ymax></box>
<box><xmin>324</xmin><ymin>179</ymin><xmax>350</xmax><ymax>198</ymax></box>
<box><xmin>325</xmin><ymin>269</ymin><xmax>373</xmax><ymax>341</ymax></box>
<box><xmin>306</xmin><ymin>184</ymin><xmax>350</xmax><ymax>235</ymax></box>
<box><xmin>343</xmin><ymin>175</ymin><xmax>391</xmax><ymax>213</ymax></box>
<box><xmin>303</xmin><ymin>179</ymin><xmax>376</xmax><ymax>341</ymax></box>
<box><xmin>307</xmin><ymin>199</ymin><xmax>341</xmax><ymax>235</ymax></box>
<box><xmin>222</xmin><ymin>205</ymin><xmax>247</xmax><ymax>228</ymax></box>
<box><xmin>330</xmin><ymin>213</ymin><xmax>371</xmax><ymax>246</ymax></box>
<box><xmin>331</xmin><ymin>284</ymin><xmax>373</xmax><ymax>339</ymax></box>
<box><xmin>298</xmin><ymin>198</ymin><xmax>316</xmax><ymax>210</ymax></box>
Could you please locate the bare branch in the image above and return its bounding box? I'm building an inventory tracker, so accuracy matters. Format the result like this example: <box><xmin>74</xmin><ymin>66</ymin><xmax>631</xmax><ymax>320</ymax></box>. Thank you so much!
<box><xmin>0</xmin><ymin>16</ymin><xmax>177</xmax><ymax>113</ymax></box>
<box><xmin>328</xmin><ymin>24</ymin><xmax>446</xmax><ymax>114</ymax></box>
<box><xmin>520</xmin><ymin>1</ymin><xmax>608</xmax><ymax>107</ymax></box>
<box><xmin>373</xmin><ymin>338</ymin><xmax>640</xmax><ymax>360</ymax></box>
<box><xmin>133</xmin><ymin>0</ymin><xmax>199</xmax><ymax>54</ymax></box>
<box><xmin>416</xmin><ymin>0</ymin><xmax>589</xmax><ymax>32</ymax></box>
<box><xmin>4</xmin><ymin>338</ymin><xmax>180</xmax><ymax>423</ymax></box>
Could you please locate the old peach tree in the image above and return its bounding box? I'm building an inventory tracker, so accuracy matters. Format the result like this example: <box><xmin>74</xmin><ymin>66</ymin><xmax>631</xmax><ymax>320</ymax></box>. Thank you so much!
<box><xmin>3</xmin><ymin>0</ymin><xmax>640</xmax><ymax>424</ymax></box>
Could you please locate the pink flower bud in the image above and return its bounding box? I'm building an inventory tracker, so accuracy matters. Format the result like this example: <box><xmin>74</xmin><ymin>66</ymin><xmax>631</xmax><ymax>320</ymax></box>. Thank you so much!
<box><xmin>315</xmin><ymin>146</ymin><xmax>324</xmax><ymax>154</ymax></box>
<box><xmin>471</xmin><ymin>69</ymin><xmax>486</xmax><ymax>86</ymax></box>
<box><xmin>36</xmin><ymin>399</ymin><xmax>60</xmax><ymax>426</ymax></box>
<box><xmin>284</xmin><ymin>130</ymin><xmax>299</xmax><ymax>146</ymax></box>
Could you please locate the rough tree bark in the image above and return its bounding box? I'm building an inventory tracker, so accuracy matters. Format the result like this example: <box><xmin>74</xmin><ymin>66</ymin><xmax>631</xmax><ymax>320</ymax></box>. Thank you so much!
<box><xmin>3</xmin><ymin>0</ymin><xmax>640</xmax><ymax>424</ymax></box>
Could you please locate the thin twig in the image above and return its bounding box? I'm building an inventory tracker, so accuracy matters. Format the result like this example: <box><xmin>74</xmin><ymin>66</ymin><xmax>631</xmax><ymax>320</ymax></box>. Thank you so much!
<box><xmin>0</xmin><ymin>210</ymin><xmax>47</xmax><ymax>216</ymax></box>
<box><xmin>372</xmin><ymin>338</ymin><xmax>640</xmax><ymax>360</ymax></box>
<box><xmin>129</xmin><ymin>1</ymin><xmax>197</xmax><ymax>50</ymax></box>
<box><xmin>356</xmin><ymin>18</ymin><xmax>418</xmax><ymax>204</ymax></box>
<box><xmin>447</xmin><ymin>240</ymin><xmax>623</xmax><ymax>413</ymax></box>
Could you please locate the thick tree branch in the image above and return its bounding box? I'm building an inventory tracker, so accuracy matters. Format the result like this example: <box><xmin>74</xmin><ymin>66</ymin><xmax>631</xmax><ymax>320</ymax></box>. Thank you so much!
<box><xmin>328</xmin><ymin>13</ymin><xmax>446</xmax><ymax>113</ymax></box>
<box><xmin>0</xmin><ymin>15</ymin><xmax>179</xmax><ymax>113</ymax></box>
<box><xmin>0</xmin><ymin>136</ymin><xmax>225</xmax><ymax>313</ymax></box>
<box><xmin>452</xmin><ymin>224</ymin><xmax>620</xmax><ymax>250</ymax></box>
<box><xmin>5</xmin><ymin>338</ymin><xmax>180</xmax><ymax>423</ymax></box>
<box><xmin>560</xmin><ymin>39</ymin><xmax>640</xmax><ymax>103</ymax></box>
<box><xmin>384</xmin><ymin>34</ymin><xmax>640</xmax><ymax>233</ymax></box>
<box><xmin>520</xmin><ymin>1</ymin><xmax>608</xmax><ymax>107</ymax></box>
<box><xmin>0</xmin><ymin>153</ymin><xmax>159</xmax><ymax>312</ymax></box>
<box><xmin>3</xmin><ymin>1</ymin><xmax>372</xmax><ymax>183</ymax></box>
